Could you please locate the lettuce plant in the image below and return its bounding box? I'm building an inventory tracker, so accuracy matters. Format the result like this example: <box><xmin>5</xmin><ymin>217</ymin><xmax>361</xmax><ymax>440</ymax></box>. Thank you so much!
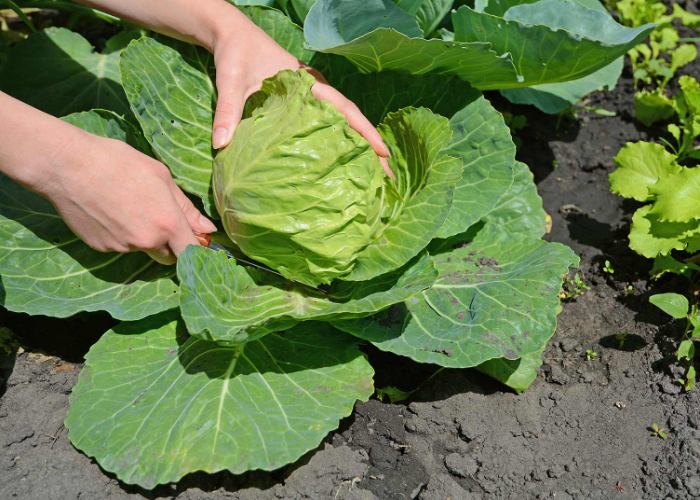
<box><xmin>610</xmin><ymin>76</ymin><xmax>700</xmax><ymax>260</ymax></box>
<box><xmin>0</xmin><ymin>0</ymin><xmax>657</xmax><ymax>489</ymax></box>
<box><xmin>609</xmin><ymin>0</ymin><xmax>699</xmax><ymax>92</ymax></box>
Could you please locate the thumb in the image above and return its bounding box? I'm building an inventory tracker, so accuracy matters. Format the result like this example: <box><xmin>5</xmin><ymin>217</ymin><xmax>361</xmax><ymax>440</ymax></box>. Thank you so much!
<box><xmin>170</xmin><ymin>183</ymin><xmax>217</xmax><ymax>234</ymax></box>
<box><xmin>212</xmin><ymin>80</ymin><xmax>246</xmax><ymax>150</ymax></box>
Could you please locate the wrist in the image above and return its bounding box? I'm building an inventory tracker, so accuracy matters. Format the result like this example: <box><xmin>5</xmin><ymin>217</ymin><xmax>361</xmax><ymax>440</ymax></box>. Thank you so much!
<box><xmin>26</xmin><ymin>125</ymin><xmax>95</xmax><ymax>198</ymax></box>
<box><xmin>205</xmin><ymin>3</ymin><xmax>263</xmax><ymax>54</ymax></box>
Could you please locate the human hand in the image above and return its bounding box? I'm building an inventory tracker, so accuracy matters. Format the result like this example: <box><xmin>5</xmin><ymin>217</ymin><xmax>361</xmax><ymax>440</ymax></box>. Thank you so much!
<box><xmin>38</xmin><ymin>131</ymin><xmax>217</xmax><ymax>265</ymax></box>
<box><xmin>209</xmin><ymin>17</ymin><xmax>393</xmax><ymax>177</ymax></box>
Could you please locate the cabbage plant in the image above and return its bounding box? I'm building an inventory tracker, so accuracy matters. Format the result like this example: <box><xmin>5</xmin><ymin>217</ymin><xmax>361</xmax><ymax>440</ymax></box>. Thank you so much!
<box><xmin>0</xmin><ymin>0</ymin><xmax>653</xmax><ymax>489</ymax></box>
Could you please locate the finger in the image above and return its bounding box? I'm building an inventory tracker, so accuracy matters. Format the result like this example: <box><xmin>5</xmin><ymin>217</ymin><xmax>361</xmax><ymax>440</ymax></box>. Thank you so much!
<box><xmin>168</xmin><ymin>216</ymin><xmax>201</xmax><ymax>258</ymax></box>
<box><xmin>145</xmin><ymin>248</ymin><xmax>177</xmax><ymax>266</ymax></box>
<box><xmin>380</xmin><ymin>156</ymin><xmax>395</xmax><ymax>179</ymax></box>
<box><xmin>312</xmin><ymin>83</ymin><xmax>391</xmax><ymax>158</ymax></box>
<box><xmin>169</xmin><ymin>183</ymin><xmax>217</xmax><ymax>233</ymax></box>
<box><xmin>212</xmin><ymin>76</ymin><xmax>246</xmax><ymax>150</ymax></box>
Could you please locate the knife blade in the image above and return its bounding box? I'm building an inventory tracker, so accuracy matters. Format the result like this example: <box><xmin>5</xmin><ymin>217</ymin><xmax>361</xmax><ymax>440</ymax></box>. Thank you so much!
<box><xmin>193</xmin><ymin>232</ymin><xmax>327</xmax><ymax>294</ymax></box>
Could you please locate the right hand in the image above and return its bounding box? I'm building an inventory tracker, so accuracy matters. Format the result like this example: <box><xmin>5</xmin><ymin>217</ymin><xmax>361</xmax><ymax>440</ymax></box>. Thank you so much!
<box><xmin>38</xmin><ymin>131</ymin><xmax>216</xmax><ymax>265</ymax></box>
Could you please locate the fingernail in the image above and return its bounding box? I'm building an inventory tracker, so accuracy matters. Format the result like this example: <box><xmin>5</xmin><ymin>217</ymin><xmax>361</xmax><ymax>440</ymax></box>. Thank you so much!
<box><xmin>212</xmin><ymin>127</ymin><xmax>228</xmax><ymax>149</ymax></box>
<box><xmin>199</xmin><ymin>215</ymin><xmax>217</xmax><ymax>233</ymax></box>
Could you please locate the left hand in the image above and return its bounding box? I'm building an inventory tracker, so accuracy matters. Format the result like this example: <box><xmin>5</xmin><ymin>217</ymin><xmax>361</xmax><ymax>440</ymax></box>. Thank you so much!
<box><xmin>209</xmin><ymin>19</ymin><xmax>393</xmax><ymax>177</ymax></box>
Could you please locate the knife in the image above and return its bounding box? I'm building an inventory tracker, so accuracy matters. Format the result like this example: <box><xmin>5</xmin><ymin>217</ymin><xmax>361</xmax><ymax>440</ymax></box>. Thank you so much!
<box><xmin>193</xmin><ymin>232</ymin><xmax>327</xmax><ymax>294</ymax></box>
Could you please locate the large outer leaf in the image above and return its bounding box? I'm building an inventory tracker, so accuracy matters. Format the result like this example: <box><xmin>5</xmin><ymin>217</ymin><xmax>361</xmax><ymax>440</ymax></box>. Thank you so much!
<box><xmin>66</xmin><ymin>314</ymin><xmax>374</xmax><ymax>489</ymax></box>
<box><xmin>343</xmin><ymin>108</ymin><xmax>463</xmax><ymax>281</ymax></box>
<box><xmin>436</xmin><ymin>96</ymin><xmax>516</xmax><ymax>238</ymax></box>
<box><xmin>0</xmin><ymin>28</ymin><xmax>132</xmax><ymax>116</ymax></box>
<box><xmin>501</xmin><ymin>59</ymin><xmax>624</xmax><ymax>114</ymax></box>
<box><xmin>232</xmin><ymin>0</ymin><xmax>276</xmax><ymax>4</ymax></box>
<box><xmin>238</xmin><ymin>5</ymin><xmax>315</xmax><ymax>63</ymax></box>
<box><xmin>62</xmin><ymin>109</ymin><xmax>153</xmax><ymax>156</ymax></box>
<box><xmin>305</xmin><ymin>0</ymin><xmax>424</xmax><ymax>47</ymax></box>
<box><xmin>121</xmin><ymin>38</ymin><xmax>218</xmax><ymax>215</ymax></box>
<box><xmin>288</xmin><ymin>0</ymin><xmax>319</xmax><ymax>21</ymax></box>
<box><xmin>333</xmin><ymin>223</ymin><xmax>578</xmax><ymax>368</ymax></box>
<box><xmin>120</xmin><ymin>7</ymin><xmax>312</xmax><ymax>216</ymax></box>
<box><xmin>312</xmin><ymin>54</ymin><xmax>482</xmax><ymax>124</ymax></box>
<box><xmin>178</xmin><ymin>246</ymin><xmax>437</xmax><ymax>344</ymax></box>
<box><xmin>475</xmin><ymin>348</ymin><xmax>544</xmax><ymax>393</ymax></box>
<box><xmin>479</xmin><ymin>0</ymin><xmax>605</xmax><ymax>16</ymax></box>
<box><xmin>482</xmin><ymin>161</ymin><xmax>546</xmax><ymax>237</ymax></box>
<box><xmin>415</xmin><ymin>0</ymin><xmax>454</xmax><ymax>36</ymax></box>
<box><xmin>392</xmin><ymin>0</ymin><xmax>426</xmax><ymax>15</ymax></box>
<box><xmin>305</xmin><ymin>0</ymin><xmax>521</xmax><ymax>90</ymax></box>
<box><xmin>0</xmin><ymin>111</ymin><xmax>178</xmax><ymax>320</ymax></box>
<box><xmin>498</xmin><ymin>0</ymin><xmax>624</xmax><ymax>113</ymax></box>
<box><xmin>453</xmin><ymin>1</ymin><xmax>655</xmax><ymax>87</ymax></box>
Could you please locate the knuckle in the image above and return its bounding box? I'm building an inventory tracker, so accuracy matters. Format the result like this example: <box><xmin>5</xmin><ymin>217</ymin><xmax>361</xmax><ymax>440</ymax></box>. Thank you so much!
<box><xmin>129</xmin><ymin>230</ymin><xmax>166</xmax><ymax>250</ymax></box>
<box><xmin>215</xmin><ymin>100</ymin><xmax>240</xmax><ymax>116</ymax></box>
<box><xmin>156</xmin><ymin>217</ymin><xmax>180</xmax><ymax>237</ymax></box>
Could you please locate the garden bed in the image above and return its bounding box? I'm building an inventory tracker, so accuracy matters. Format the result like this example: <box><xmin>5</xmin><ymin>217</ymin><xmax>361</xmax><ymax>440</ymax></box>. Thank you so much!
<box><xmin>1</xmin><ymin>1</ymin><xmax>700</xmax><ymax>499</ymax></box>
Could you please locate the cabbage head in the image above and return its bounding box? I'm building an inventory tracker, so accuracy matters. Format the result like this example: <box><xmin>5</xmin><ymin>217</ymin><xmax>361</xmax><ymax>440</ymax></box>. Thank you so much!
<box><xmin>213</xmin><ymin>69</ymin><xmax>386</xmax><ymax>287</ymax></box>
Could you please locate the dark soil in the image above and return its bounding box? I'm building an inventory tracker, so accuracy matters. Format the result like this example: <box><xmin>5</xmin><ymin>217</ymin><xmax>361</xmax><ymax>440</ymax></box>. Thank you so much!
<box><xmin>2</xmin><ymin>4</ymin><xmax>700</xmax><ymax>500</ymax></box>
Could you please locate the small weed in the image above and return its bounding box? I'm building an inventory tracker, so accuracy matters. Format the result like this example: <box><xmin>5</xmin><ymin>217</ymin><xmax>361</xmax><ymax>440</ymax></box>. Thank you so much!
<box><xmin>603</xmin><ymin>260</ymin><xmax>615</xmax><ymax>274</ymax></box>
<box><xmin>651</xmin><ymin>423</ymin><xmax>667</xmax><ymax>439</ymax></box>
<box><xmin>560</xmin><ymin>273</ymin><xmax>590</xmax><ymax>300</ymax></box>
<box><xmin>585</xmin><ymin>349</ymin><xmax>598</xmax><ymax>361</ymax></box>
<box><xmin>616</xmin><ymin>331</ymin><xmax>629</xmax><ymax>349</ymax></box>
<box><xmin>624</xmin><ymin>285</ymin><xmax>634</xmax><ymax>295</ymax></box>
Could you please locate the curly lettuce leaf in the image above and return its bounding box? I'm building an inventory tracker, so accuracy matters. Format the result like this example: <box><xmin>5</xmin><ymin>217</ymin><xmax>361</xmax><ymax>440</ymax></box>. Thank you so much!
<box><xmin>609</xmin><ymin>141</ymin><xmax>681</xmax><ymax>202</ymax></box>
<box><xmin>649</xmin><ymin>167</ymin><xmax>700</xmax><ymax>223</ymax></box>
<box><xmin>635</xmin><ymin>89</ymin><xmax>676</xmax><ymax>126</ymax></box>
<box><xmin>629</xmin><ymin>205</ymin><xmax>700</xmax><ymax>258</ymax></box>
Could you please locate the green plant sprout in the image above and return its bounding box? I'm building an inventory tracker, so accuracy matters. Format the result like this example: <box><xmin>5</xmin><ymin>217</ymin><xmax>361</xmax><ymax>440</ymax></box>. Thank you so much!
<box><xmin>555</xmin><ymin>103</ymin><xmax>616</xmax><ymax>129</ymax></box>
<box><xmin>560</xmin><ymin>273</ymin><xmax>591</xmax><ymax>300</ymax></box>
<box><xmin>610</xmin><ymin>78</ymin><xmax>700</xmax><ymax>263</ymax></box>
<box><xmin>376</xmin><ymin>367</ymin><xmax>445</xmax><ymax>404</ymax></box>
<box><xmin>625</xmin><ymin>285</ymin><xmax>634</xmax><ymax>295</ymax></box>
<box><xmin>586</xmin><ymin>350</ymin><xmax>599</xmax><ymax>361</ymax></box>
<box><xmin>651</xmin><ymin>423</ymin><xmax>667</xmax><ymax>439</ymax></box>
<box><xmin>608</xmin><ymin>0</ymin><xmax>699</xmax><ymax>91</ymax></box>
<box><xmin>604</xmin><ymin>260</ymin><xmax>615</xmax><ymax>274</ymax></box>
<box><xmin>616</xmin><ymin>332</ymin><xmax>629</xmax><ymax>349</ymax></box>
<box><xmin>649</xmin><ymin>294</ymin><xmax>698</xmax><ymax>392</ymax></box>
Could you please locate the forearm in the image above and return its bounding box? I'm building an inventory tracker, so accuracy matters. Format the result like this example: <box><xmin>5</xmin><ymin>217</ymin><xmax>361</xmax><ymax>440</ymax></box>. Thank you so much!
<box><xmin>0</xmin><ymin>91</ymin><xmax>89</xmax><ymax>194</ymax></box>
<box><xmin>71</xmin><ymin>0</ymin><xmax>256</xmax><ymax>52</ymax></box>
